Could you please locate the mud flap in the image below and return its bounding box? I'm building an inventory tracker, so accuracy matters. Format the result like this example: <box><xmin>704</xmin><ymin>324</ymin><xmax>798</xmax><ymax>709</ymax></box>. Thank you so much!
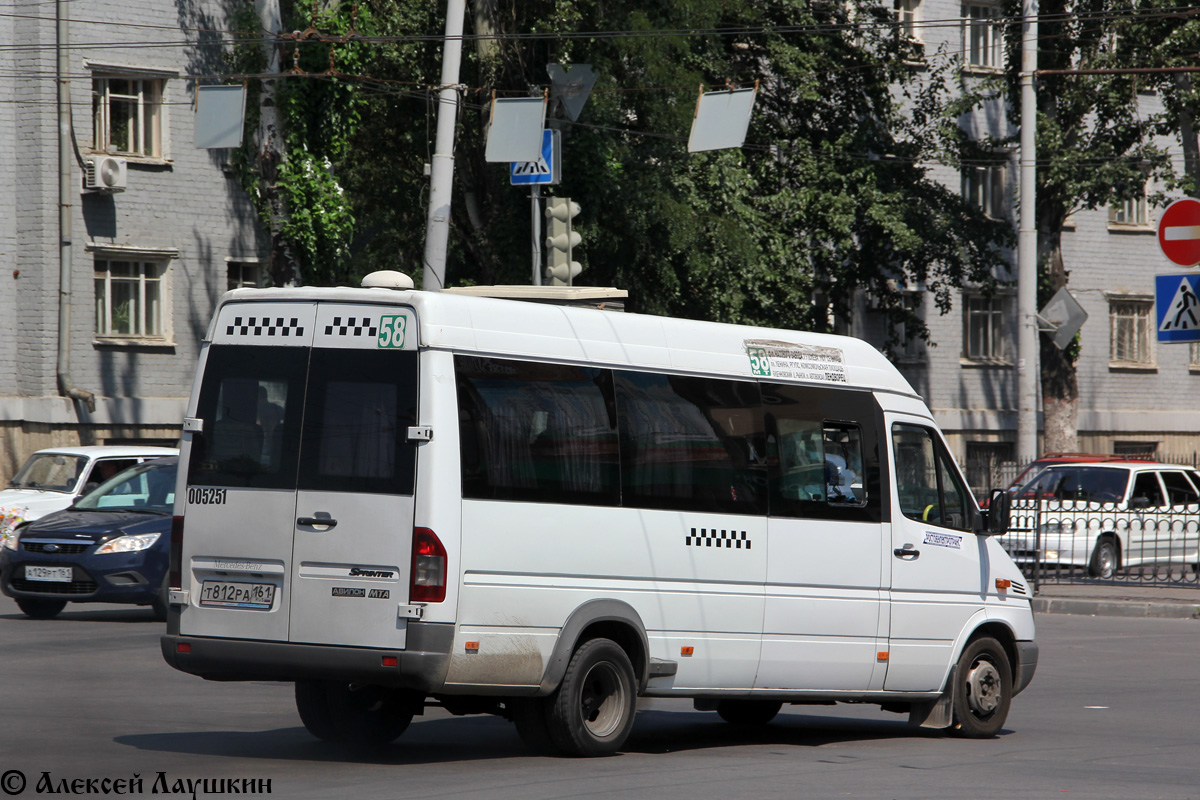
<box><xmin>909</xmin><ymin>666</ymin><xmax>955</xmax><ymax>729</ymax></box>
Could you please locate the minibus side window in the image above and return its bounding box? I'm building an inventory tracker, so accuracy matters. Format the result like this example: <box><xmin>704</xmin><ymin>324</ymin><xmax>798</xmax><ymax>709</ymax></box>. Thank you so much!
<box><xmin>615</xmin><ymin>371</ymin><xmax>766</xmax><ymax>515</ymax></box>
<box><xmin>762</xmin><ymin>383</ymin><xmax>884</xmax><ymax>522</ymax></box>
<box><xmin>456</xmin><ymin>356</ymin><xmax>619</xmax><ymax>506</ymax></box>
<box><xmin>189</xmin><ymin>345</ymin><xmax>308</xmax><ymax>489</ymax></box>
<box><xmin>892</xmin><ymin>423</ymin><xmax>971</xmax><ymax>531</ymax></box>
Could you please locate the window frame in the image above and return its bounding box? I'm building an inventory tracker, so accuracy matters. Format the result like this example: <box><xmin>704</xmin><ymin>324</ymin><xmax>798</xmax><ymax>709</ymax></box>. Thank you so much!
<box><xmin>962</xmin><ymin>157</ymin><xmax>1009</xmax><ymax>220</ymax></box>
<box><xmin>963</xmin><ymin>293</ymin><xmax>1010</xmax><ymax>363</ymax></box>
<box><xmin>962</xmin><ymin>2</ymin><xmax>1003</xmax><ymax>69</ymax></box>
<box><xmin>1107</xmin><ymin>295</ymin><xmax>1155</xmax><ymax>368</ymax></box>
<box><xmin>227</xmin><ymin>259</ymin><xmax>267</xmax><ymax>291</ymax></box>
<box><xmin>93</xmin><ymin>257</ymin><xmax>173</xmax><ymax>344</ymax></box>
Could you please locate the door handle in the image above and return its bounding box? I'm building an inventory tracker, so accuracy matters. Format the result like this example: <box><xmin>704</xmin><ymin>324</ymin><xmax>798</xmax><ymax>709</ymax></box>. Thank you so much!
<box><xmin>298</xmin><ymin>516</ymin><xmax>338</xmax><ymax>529</ymax></box>
<box><xmin>894</xmin><ymin>545</ymin><xmax>920</xmax><ymax>559</ymax></box>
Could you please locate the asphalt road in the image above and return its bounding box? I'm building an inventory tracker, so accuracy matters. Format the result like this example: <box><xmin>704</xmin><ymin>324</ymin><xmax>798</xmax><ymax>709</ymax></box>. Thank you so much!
<box><xmin>1</xmin><ymin>595</ymin><xmax>1197</xmax><ymax>800</ymax></box>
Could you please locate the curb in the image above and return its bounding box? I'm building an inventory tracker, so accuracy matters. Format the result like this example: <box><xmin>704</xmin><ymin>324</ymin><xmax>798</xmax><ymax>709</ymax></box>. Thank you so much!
<box><xmin>1032</xmin><ymin>597</ymin><xmax>1200</xmax><ymax>619</ymax></box>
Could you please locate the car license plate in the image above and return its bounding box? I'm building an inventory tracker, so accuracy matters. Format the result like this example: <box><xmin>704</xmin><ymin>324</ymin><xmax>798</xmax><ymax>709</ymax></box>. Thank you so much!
<box><xmin>199</xmin><ymin>581</ymin><xmax>275</xmax><ymax>610</ymax></box>
<box><xmin>25</xmin><ymin>565</ymin><xmax>73</xmax><ymax>582</ymax></box>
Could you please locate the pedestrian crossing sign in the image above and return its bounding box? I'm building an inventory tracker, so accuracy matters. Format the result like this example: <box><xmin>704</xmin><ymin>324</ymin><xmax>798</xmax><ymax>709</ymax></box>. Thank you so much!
<box><xmin>1156</xmin><ymin>273</ymin><xmax>1200</xmax><ymax>342</ymax></box>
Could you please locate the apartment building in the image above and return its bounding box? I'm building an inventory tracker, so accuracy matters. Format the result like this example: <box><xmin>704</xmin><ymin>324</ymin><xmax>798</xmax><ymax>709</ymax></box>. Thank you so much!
<box><xmin>0</xmin><ymin>1</ymin><xmax>266</xmax><ymax>479</ymax></box>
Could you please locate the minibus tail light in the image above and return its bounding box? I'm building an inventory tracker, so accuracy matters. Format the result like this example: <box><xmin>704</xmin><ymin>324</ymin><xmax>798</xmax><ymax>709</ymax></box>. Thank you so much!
<box><xmin>169</xmin><ymin>515</ymin><xmax>184</xmax><ymax>590</ymax></box>
<box><xmin>411</xmin><ymin>528</ymin><xmax>446</xmax><ymax>603</ymax></box>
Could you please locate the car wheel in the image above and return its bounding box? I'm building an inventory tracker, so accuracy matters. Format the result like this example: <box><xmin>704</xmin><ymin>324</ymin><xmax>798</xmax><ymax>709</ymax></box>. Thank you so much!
<box><xmin>509</xmin><ymin>697</ymin><xmax>561</xmax><ymax>754</ymax></box>
<box><xmin>1088</xmin><ymin>536</ymin><xmax>1119</xmax><ymax>579</ymax></box>
<box><xmin>15</xmin><ymin>597</ymin><xmax>67</xmax><ymax>619</ymax></box>
<box><xmin>547</xmin><ymin>638</ymin><xmax>638</xmax><ymax>757</ymax></box>
<box><xmin>294</xmin><ymin>680</ymin><xmax>339</xmax><ymax>742</ymax></box>
<box><xmin>324</xmin><ymin>682</ymin><xmax>418</xmax><ymax>745</ymax></box>
<box><xmin>950</xmin><ymin>637</ymin><xmax>1012</xmax><ymax>739</ymax></box>
<box><xmin>151</xmin><ymin>573</ymin><xmax>169</xmax><ymax>622</ymax></box>
<box><xmin>716</xmin><ymin>700</ymin><xmax>782</xmax><ymax>726</ymax></box>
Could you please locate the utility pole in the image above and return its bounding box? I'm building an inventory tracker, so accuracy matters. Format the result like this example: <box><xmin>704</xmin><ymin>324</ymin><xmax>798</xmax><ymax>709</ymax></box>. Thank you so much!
<box><xmin>1016</xmin><ymin>0</ymin><xmax>1039</xmax><ymax>463</ymax></box>
<box><xmin>421</xmin><ymin>0</ymin><xmax>467</xmax><ymax>292</ymax></box>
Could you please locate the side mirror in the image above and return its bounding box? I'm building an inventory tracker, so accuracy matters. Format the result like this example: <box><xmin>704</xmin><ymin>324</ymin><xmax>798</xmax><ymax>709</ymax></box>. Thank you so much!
<box><xmin>1130</xmin><ymin>496</ymin><xmax>1152</xmax><ymax>509</ymax></box>
<box><xmin>983</xmin><ymin>489</ymin><xmax>1010</xmax><ymax>535</ymax></box>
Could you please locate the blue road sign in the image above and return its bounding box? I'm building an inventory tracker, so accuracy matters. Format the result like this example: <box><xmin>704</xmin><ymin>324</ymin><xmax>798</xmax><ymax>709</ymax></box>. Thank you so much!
<box><xmin>1156</xmin><ymin>273</ymin><xmax>1200</xmax><ymax>343</ymax></box>
<box><xmin>510</xmin><ymin>130</ymin><xmax>558</xmax><ymax>186</ymax></box>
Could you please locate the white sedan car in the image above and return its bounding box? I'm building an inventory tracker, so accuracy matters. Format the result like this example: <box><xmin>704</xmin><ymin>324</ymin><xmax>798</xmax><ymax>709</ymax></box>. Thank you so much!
<box><xmin>0</xmin><ymin>446</ymin><xmax>177</xmax><ymax>545</ymax></box>
<box><xmin>1001</xmin><ymin>461</ymin><xmax>1200</xmax><ymax>578</ymax></box>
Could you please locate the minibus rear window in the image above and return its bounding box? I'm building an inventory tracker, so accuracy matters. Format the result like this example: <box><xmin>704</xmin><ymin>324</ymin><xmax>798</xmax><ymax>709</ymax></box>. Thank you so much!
<box><xmin>188</xmin><ymin>345</ymin><xmax>307</xmax><ymax>489</ymax></box>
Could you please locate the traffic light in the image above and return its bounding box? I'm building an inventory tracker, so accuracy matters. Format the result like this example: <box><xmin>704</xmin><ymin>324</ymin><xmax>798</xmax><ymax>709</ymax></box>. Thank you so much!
<box><xmin>544</xmin><ymin>196</ymin><xmax>582</xmax><ymax>285</ymax></box>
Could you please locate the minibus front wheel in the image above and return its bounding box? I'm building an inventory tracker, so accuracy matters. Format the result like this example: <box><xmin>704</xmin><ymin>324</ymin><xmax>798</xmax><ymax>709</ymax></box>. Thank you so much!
<box><xmin>950</xmin><ymin>636</ymin><xmax>1012</xmax><ymax>738</ymax></box>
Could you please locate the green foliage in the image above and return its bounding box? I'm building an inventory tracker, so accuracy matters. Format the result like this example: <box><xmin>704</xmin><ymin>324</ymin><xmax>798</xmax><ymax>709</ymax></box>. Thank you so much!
<box><xmin>234</xmin><ymin>0</ymin><xmax>1013</xmax><ymax>345</ymax></box>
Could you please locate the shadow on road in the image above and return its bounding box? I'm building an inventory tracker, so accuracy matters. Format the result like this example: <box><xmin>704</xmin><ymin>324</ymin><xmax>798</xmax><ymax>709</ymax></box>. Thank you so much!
<box><xmin>0</xmin><ymin>608</ymin><xmax>160</xmax><ymax>624</ymax></box>
<box><xmin>115</xmin><ymin>708</ymin><xmax>956</xmax><ymax>764</ymax></box>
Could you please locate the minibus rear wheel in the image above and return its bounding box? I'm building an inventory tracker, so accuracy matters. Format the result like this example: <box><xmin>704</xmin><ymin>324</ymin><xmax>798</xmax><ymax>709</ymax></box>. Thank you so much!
<box><xmin>547</xmin><ymin>638</ymin><xmax>637</xmax><ymax>756</ymax></box>
<box><xmin>950</xmin><ymin>637</ymin><xmax>1012</xmax><ymax>738</ymax></box>
<box><xmin>294</xmin><ymin>680</ymin><xmax>338</xmax><ymax>742</ymax></box>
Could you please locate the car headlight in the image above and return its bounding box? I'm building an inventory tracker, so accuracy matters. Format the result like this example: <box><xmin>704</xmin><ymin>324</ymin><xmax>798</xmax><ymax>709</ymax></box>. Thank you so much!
<box><xmin>2</xmin><ymin>533</ymin><xmax>18</xmax><ymax>551</ymax></box>
<box><xmin>95</xmin><ymin>533</ymin><xmax>161</xmax><ymax>555</ymax></box>
<box><xmin>1044</xmin><ymin>550</ymin><xmax>1059</xmax><ymax>560</ymax></box>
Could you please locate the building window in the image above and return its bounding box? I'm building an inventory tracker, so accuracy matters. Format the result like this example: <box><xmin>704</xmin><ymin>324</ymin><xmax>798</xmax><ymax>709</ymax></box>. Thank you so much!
<box><xmin>894</xmin><ymin>291</ymin><xmax>925</xmax><ymax>362</ymax></box>
<box><xmin>228</xmin><ymin>261</ymin><xmax>266</xmax><ymax>291</ymax></box>
<box><xmin>965</xmin><ymin>441</ymin><xmax>1014</xmax><ymax>499</ymax></box>
<box><xmin>964</xmin><ymin>294</ymin><xmax>1008</xmax><ymax>361</ymax></box>
<box><xmin>895</xmin><ymin>0</ymin><xmax>920</xmax><ymax>39</ymax></box>
<box><xmin>1110</xmin><ymin>191</ymin><xmax>1149</xmax><ymax>227</ymax></box>
<box><xmin>962</xmin><ymin>160</ymin><xmax>1008</xmax><ymax>219</ymax></box>
<box><xmin>963</xmin><ymin>3</ymin><xmax>1003</xmax><ymax>68</ymax></box>
<box><xmin>1190</xmin><ymin>341</ymin><xmax>1200</xmax><ymax>369</ymax></box>
<box><xmin>1109</xmin><ymin>297</ymin><xmax>1154</xmax><ymax>366</ymax></box>
<box><xmin>92</xmin><ymin>75</ymin><xmax>163</xmax><ymax>157</ymax></box>
<box><xmin>1113</xmin><ymin>440</ymin><xmax>1157</xmax><ymax>459</ymax></box>
<box><xmin>94</xmin><ymin>259</ymin><xmax>168</xmax><ymax>339</ymax></box>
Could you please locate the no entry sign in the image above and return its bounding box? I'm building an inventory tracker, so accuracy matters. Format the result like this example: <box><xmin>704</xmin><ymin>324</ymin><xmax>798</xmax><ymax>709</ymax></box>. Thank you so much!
<box><xmin>1158</xmin><ymin>197</ymin><xmax>1200</xmax><ymax>267</ymax></box>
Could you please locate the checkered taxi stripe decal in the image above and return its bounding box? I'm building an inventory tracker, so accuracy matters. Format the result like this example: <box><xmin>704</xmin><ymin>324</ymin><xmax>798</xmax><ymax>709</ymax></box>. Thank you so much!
<box><xmin>324</xmin><ymin>316</ymin><xmax>378</xmax><ymax>338</ymax></box>
<box><xmin>685</xmin><ymin>528</ymin><xmax>752</xmax><ymax>549</ymax></box>
<box><xmin>226</xmin><ymin>316</ymin><xmax>305</xmax><ymax>337</ymax></box>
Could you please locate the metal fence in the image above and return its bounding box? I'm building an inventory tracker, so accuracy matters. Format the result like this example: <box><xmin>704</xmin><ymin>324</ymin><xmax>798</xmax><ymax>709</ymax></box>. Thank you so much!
<box><xmin>998</xmin><ymin>496</ymin><xmax>1200</xmax><ymax>591</ymax></box>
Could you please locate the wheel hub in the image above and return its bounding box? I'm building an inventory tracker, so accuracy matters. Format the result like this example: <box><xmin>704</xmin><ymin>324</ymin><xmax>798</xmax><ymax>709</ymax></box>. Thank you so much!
<box><xmin>965</xmin><ymin>660</ymin><xmax>1002</xmax><ymax>715</ymax></box>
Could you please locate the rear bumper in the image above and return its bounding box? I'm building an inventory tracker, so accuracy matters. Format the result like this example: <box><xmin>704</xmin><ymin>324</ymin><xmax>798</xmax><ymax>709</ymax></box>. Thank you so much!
<box><xmin>161</xmin><ymin>622</ymin><xmax>454</xmax><ymax>692</ymax></box>
<box><xmin>1014</xmin><ymin>640</ymin><xmax>1039</xmax><ymax>695</ymax></box>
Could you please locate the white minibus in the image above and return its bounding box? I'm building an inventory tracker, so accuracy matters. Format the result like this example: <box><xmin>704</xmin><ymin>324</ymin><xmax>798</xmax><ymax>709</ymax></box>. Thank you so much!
<box><xmin>162</xmin><ymin>272</ymin><xmax>1036</xmax><ymax>756</ymax></box>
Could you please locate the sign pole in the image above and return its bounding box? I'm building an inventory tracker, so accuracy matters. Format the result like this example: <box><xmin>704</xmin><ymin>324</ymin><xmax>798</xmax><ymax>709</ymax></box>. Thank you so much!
<box><xmin>532</xmin><ymin>185</ymin><xmax>543</xmax><ymax>286</ymax></box>
<box><xmin>1016</xmin><ymin>0</ymin><xmax>1039</xmax><ymax>464</ymax></box>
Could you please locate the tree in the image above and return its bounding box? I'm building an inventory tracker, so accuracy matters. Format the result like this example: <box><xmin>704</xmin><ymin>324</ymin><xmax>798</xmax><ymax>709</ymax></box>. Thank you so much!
<box><xmin>999</xmin><ymin>0</ymin><xmax>1181</xmax><ymax>451</ymax></box>
<box><xmin>231</xmin><ymin>0</ymin><xmax>1012</xmax><ymax>345</ymax></box>
<box><xmin>335</xmin><ymin>0</ymin><xmax>1011</xmax><ymax>344</ymax></box>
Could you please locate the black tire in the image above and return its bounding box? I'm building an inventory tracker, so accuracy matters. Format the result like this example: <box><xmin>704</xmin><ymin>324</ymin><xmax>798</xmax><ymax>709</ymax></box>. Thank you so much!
<box><xmin>950</xmin><ymin>637</ymin><xmax>1012</xmax><ymax>738</ymax></box>
<box><xmin>325</xmin><ymin>682</ymin><xmax>417</xmax><ymax>745</ymax></box>
<box><xmin>1088</xmin><ymin>536</ymin><xmax>1119</xmax><ymax>579</ymax></box>
<box><xmin>509</xmin><ymin>697</ymin><xmax>561</xmax><ymax>754</ymax></box>
<box><xmin>547</xmin><ymin>638</ymin><xmax>638</xmax><ymax>757</ymax></box>
<box><xmin>16</xmin><ymin>597</ymin><xmax>66</xmax><ymax>619</ymax></box>
<box><xmin>294</xmin><ymin>680</ymin><xmax>339</xmax><ymax>742</ymax></box>
<box><xmin>716</xmin><ymin>700</ymin><xmax>782</xmax><ymax>726</ymax></box>
<box><xmin>151</xmin><ymin>573</ymin><xmax>169</xmax><ymax>622</ymax></box>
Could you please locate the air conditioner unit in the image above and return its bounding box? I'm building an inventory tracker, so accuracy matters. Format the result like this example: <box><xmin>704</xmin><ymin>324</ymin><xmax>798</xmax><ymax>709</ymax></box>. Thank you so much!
<box><xmin>83</xmin><ymin>156</ymin><xmax>127</xmax><ymax>192</ymax></box>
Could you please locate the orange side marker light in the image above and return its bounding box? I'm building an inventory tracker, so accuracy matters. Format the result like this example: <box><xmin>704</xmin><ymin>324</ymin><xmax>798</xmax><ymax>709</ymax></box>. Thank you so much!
<box><xmin>465</xmin><ymin>641</ymin><xmax>480</xmax><ymax>653</ymax></box>
<box><xmin>996</xmin><ymin>579</ymin><xmax>1012</xmax><ymax>591</ymax></box>
<box><xmin>681</xmin><ymin>646</ymin><xmax>694</xmax><ymax>657</ymax></box>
